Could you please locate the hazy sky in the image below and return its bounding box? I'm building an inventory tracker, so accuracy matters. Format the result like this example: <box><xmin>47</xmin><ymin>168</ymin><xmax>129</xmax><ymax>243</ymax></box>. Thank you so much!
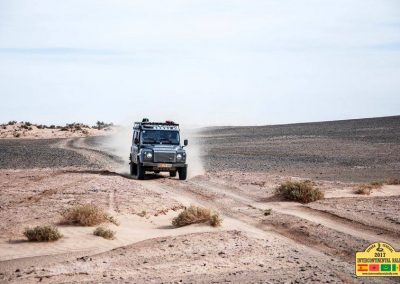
<box><xmin>0</xmin><ymin>0</ymin><xmax>399</xmax><ymax>127</ymax></box>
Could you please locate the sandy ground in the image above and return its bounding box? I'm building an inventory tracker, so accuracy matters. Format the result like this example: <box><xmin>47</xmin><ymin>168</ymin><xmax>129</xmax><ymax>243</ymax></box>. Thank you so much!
<box><xmin>1</xmin><ymin>116</ymin><xmax>400</xmax><ymax>283</ymax></box>
<box><xmin>0</xmin><ymin>123</ymin><xmax>113</xmax><ymax>139</ymax></box>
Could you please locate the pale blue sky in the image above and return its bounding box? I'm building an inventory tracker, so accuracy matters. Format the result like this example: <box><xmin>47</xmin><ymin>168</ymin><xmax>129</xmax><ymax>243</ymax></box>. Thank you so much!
<box><xmin>0</xmin><ymin>0</ymin><xmax>399</xmax><ymax>127</ymax></box>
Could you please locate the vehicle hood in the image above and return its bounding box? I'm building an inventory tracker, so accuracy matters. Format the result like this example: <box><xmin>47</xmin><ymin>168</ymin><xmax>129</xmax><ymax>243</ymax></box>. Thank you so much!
<box><xmin>141</xmin><ymin>145</ymin><xmax>183</xmax><ymax>151</ymax></box>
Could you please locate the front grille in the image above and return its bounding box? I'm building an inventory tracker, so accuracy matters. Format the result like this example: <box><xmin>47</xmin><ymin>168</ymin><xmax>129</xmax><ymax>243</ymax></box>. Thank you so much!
<box><xmin>154</xmin><ymin>152</ymin><xmax>176</xmax><ymax>163</ymax></box>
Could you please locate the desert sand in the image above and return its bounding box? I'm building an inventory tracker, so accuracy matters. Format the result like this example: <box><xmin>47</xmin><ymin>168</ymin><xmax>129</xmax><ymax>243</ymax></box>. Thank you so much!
<box><xmin>0</xmin><ymin>116</ymin><xmax>400</xmax><ymax>283</ymax></box>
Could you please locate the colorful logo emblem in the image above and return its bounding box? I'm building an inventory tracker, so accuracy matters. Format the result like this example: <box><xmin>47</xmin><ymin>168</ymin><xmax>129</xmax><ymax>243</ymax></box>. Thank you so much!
<box><xmin>356</xmin><ymin>242</ymin><xmax>400</xmax><ymax>277</ymax></box>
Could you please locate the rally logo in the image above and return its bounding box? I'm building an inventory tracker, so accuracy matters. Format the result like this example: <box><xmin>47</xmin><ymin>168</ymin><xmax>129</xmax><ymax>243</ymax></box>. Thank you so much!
<box><xmin>356</xmin><ymin>242</ymin><xmax>400</xmax><ymax>277</ymax></box>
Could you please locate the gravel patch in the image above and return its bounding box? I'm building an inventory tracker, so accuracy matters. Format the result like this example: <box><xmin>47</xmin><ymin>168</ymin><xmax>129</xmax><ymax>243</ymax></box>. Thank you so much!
<box><xmin>197</xmin><ymin>116</ymin><xmax>400</xmax><ymax>182</ymax></box>
<box><xmin>0</xmin><ymin>139</ymin><xmax>94</xmax><ymax>169</ymax></box>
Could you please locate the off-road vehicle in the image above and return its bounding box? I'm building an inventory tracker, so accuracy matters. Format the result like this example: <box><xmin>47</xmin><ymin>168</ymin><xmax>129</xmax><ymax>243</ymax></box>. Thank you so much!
<box><xmin>129</xmin><ymin>119</ymin><xmax>188</xmax><ymax>180</ymax></box>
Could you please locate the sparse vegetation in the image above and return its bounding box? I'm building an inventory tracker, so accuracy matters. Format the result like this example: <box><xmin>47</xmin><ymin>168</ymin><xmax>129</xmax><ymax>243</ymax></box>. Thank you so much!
<box><xmin>354</xmin><ymin>187</ymin><xmax>372</xmax><ymax>195</ymax></box>
<box><xmin>210</xmin><ymin>213</ymin><xmax>223</xmax><ymax>227</ymax></box>
<box><xmin>93</xmin><ymin>227</ymin><xmax>115</xmax><ymax>240</ymax></box>
<box><xmin>172</xmin><ymin>205</ymin><xmax>222</xmax><ymax>227</ymax></box>
<box><xmin>264</xmin><ymin>209</ymin><xmax>272</xmax><ymax>216</ymax></box>
<box><xmin>94</xmin><ymin>121</ymin><xmax>113</xmax><ymax>130</ymax></box>
<box><xmin>353</xmin><ymin>181</ymin><xmax>384</xmax><ymax>195</ymax></box>
<box><xmin>8</xmin><ymin>120</ymin><xmax>17</xmax><ymax>125</ymax></box>
<box><xmin>24</xmin><ymin>225</ymin><xmax>62</xmax><ymax>242</ymax></box>
<box><xmin>61</xmin><ymin>204</ymin><xmax>118</xmax><ymax>226</ymax></box>
<box><xmin>276</xmin><ymin>180</ymin><xmax>324</xmax><ymax>203</ymax></box>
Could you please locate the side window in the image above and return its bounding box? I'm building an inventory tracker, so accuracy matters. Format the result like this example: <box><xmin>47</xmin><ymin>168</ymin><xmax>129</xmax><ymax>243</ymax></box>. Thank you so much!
<box><xmin>133</xmin><ymin>131</ymin><xmax>140</xmax><ymax>145</ymax></box>
<box><xmin>133</xmin><ymin>131</ymin><xmax>137</xmax><ymax>144</ymax></box>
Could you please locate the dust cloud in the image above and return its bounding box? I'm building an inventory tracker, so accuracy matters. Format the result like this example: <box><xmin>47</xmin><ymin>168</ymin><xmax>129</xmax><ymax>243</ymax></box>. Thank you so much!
<box><xmin>104</xmin><ymin>124</ymin><xmax>205</xmax><ymax>178</ymax></box>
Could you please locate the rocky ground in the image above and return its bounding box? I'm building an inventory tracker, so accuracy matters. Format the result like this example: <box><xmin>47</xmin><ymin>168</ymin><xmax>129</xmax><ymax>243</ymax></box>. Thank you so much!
<box><xmin>198</xmin><ymin>115</ymin><xmax>400</xmax><ymax>182</ymax></box>
<box><xmin>0</xmin><ymin>116</ymin><xmax>399</xmax><ymax>283</ymax></box>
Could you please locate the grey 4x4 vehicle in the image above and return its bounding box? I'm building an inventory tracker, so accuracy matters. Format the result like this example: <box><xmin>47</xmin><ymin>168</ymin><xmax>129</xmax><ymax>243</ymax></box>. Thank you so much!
<box><xmin>129</xmin><ymin>119</ymin><xmax>188</xmax><ymax>180</ymax></box>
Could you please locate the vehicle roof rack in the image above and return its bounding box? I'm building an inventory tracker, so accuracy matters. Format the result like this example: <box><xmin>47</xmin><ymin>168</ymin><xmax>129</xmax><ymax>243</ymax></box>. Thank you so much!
<box><xmin>133</xmin><ymin>120</ymin><xmax>180</xmax><ymax>130</ymax></box>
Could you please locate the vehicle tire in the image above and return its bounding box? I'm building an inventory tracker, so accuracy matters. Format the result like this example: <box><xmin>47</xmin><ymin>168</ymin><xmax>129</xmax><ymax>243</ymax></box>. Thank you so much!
<box><xmin>169</xmin><ymin>171</ymin><xmax>177</xmax><ymax>177</ymax></box>
<box><xmin>136</xmin><ymin>163</ymin><xmax>145</xmax><ymax>180</ymax></box>
<box><xmin>130</xmin><ymin>162</ymin><xmax>134</xmax><ymax>175</ymax></box>
<box><xmin>178</xmin><ymin>167</ymin><xmax>187</xmax><ymax>180</ymax></box>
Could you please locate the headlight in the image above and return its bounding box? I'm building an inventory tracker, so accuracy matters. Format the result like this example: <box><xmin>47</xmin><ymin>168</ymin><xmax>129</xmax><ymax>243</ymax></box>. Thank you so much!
<box><xmin>176</xmin><ymin>153</ymin><xmax>182</xmax><ymax>160</ymax></box>
<box><xmin>145</xmin><ymin>152</ymin><xmax>153</xmax><ymax>159</ymax></box>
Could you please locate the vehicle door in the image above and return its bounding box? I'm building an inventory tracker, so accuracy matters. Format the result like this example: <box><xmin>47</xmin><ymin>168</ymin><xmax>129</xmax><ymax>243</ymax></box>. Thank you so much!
<box><xmin>131</xmin><ymin>130</ymin><xmax>140</xmax><ymax>163</ymax></box>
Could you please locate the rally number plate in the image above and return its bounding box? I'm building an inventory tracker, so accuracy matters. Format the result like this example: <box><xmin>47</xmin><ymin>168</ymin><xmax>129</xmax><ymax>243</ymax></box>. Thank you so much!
<box><xmin>157</xmin><ymin>163</ymin><xmax>172</xmax><ymax>168</ymax></box>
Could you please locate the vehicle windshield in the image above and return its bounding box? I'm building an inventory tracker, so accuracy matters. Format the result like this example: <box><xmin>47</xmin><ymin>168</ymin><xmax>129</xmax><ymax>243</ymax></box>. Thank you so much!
<box><xmin>141</xmin><ymin>130</ymin><xmax>180</xmax><ymax>145</ymax></box>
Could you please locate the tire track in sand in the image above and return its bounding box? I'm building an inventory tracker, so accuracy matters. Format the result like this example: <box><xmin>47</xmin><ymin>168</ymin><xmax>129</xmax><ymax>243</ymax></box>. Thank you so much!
<box><xmin>184</xmin><ymin>178</ymin><xmax>400</xmax><ymax>248</ymax></box>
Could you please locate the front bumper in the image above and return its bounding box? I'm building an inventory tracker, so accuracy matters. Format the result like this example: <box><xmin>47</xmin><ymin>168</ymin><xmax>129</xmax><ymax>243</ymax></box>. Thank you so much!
<box><xmin>142</xmin><ymin>162</ymin><xmax>187</xmax><ymax>170</ymax></box>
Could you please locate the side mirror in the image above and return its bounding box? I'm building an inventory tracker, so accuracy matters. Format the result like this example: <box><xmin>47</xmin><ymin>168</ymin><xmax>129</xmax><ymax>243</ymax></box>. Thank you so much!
<box><xmin>134</xmin><ymin>138</ymin><xmax>139</xmax><ymax>145</ymax></box>
<box><xmin>184</xmin><ymin>139</ymin><xmax>188</xmax><ymax>146</ymax></box>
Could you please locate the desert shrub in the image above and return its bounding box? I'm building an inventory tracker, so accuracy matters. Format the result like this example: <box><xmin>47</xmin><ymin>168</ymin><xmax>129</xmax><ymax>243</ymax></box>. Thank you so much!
<box><xmin>60</xmin><ymin>127</ymin><xmax>69</xmax><ymax>131</ymax></box>
<box><xmin>24</xmin><ymin>225</ymin><xmax>62</xmax><ymax>242</ymax></box>
<box><xmin>8</xmin><ymin>121</ymin><xmax>17</xmax><ymax>125</ymax></box>
<box><xmin>354</xmin><ymin>187</ymin><xmax>372</xmax><ymax>195</ymax></box>
<box><xmin>172</xmin><ymin>205</ymin><xmax>222</xmax><ymax>227</ymax></box>
<box><xmin>25</xmin><ymin>121</ymin><xmax>32</xmax><ymax>126</ymax></box>
<box><xmin>61</xmin><ymin>204</ymin><xmax>118</xmax><ymax>226</ymax></box>
<box><xmin>354</xmin><ymin>181</ymin><xmax>384</xmax><ymax>195</ymax></box>
<box><xmin>93</xmin><ymin>227</ymin><xmax>115</xmax><ymax>240</ymax></box>
<box><xmin>210</xmin><ymin>213</ymin><xmax>222</xmax><ymax>227</ymax></box>
<box><xmin>13</xmin><ymin>132</ymin><xmax>21</xmax><ymax>138</ymax></box>
<box><xmin>49</xmin><ymin>125</ymin><xmax>55</xmax><ymax>129</ymax></box>
<box><xmin>387</xmin><ymin>178</ymin><xmax>400</xmax><ymax>185</ymax></box>
<box><xmin>276</xmin><ymin>180</ymin><xmax>324</xmax><ymax>203</ymax></box>
<box><xmin>264</xmin><ymin>209</ymin><xmax>272</xmax><ymax>216</ymax></box>
<box><xmin>94</xmin><ymin>121</ymin><xmax>113</xmax><ymax>130</ymax></box>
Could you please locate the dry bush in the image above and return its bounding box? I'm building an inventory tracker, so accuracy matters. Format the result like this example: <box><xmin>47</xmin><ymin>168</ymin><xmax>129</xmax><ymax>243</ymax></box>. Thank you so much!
<box><xmin>387</xmin><ymin>178</ymin><xmax>400</xmax><ymax>185</ymax></box>
<box><xmin>93</xmin><ymin>227</ymin><xmax>115</xmax><ymax>240</ymax></box>
<box><xmin>354</xmin><ymin>181</ymin><xmax>384</xmax><ymax>195</ymax></box>
<box><xmin>264</xmin><ymin>209</ymin><xmax>272</xmax><ymax>216</ymax></box>
<box><xmin>210</xmin><ymin>213</ymin><xmax>223</xmax><ymax>227</ymax></box>
<box><xmin>354</xmin><ymin>187</ymin><xmax>372</xmax><ymax>195</ymax></box>
<box><xmin>172</xmin><ymin>205</ymin><xmax>222</xmax><ymax>227</ymax></box>
<box><xmin>276</xmin><ymin>180</ymin><xmax>324</xmax><ymax>203</ymax></box>
<box><xmin>24</xmin><ymin>225</ymin><xmax>62</xmax><ymax>242</ymax></box>
<box><xmin>61</xmin><ymin>204</ymin><xmax>118</xmax><ymax>226</ymax></box>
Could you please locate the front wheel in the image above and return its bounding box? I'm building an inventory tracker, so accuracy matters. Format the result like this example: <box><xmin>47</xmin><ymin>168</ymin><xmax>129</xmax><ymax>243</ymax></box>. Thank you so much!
<box><xmin>130</xmin><ymin>162</ymin><xmax>137</xmax><ymax>176</ymax></box>
<box><xmin>136</xmin><ymin>163</ymin><xmax>145</xmax><ymax>180</ymax></box>
<box><xmin>178</xmin><ymin>167</ymin><xmax>187</xmax><ymax>180</ymax></box>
